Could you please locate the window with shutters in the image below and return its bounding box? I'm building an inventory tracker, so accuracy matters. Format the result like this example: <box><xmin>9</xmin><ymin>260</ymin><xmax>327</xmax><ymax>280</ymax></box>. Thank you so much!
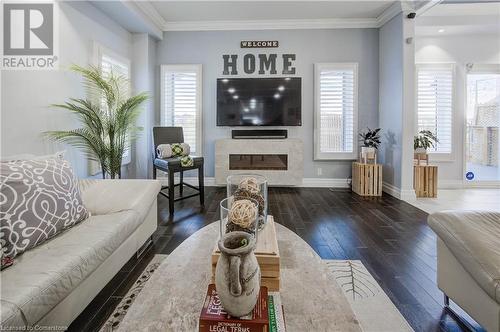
<box><xmin>161</xmin><ymin>65</ymin><xmax>203</xmax><ymax>155</ymax></box>
<box><xmin>314</xmin><ymin>63</ymin><xmax>358</xmax><ymax>160</ymax></box>
<box><xmin>96</xmin><ymin>44</ymin><xmax>132</xmax><ymax>166</ymax></box>
<box><xmin>416</xmin><ymin>64</ymin><xmax>454</xmax><ymax>156</ymax></box>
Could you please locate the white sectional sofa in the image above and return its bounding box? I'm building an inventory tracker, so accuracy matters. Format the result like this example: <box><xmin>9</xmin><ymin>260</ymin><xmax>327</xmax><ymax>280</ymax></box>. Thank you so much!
<box><xmin>0</xmin><ymin>179</ymin><xmax>161</xmax><ymax>330</ymax></box>
<box><xmin>428</xmin><ymin>210</ymin><xmax>500</xmax><ymax>332</ymax></box>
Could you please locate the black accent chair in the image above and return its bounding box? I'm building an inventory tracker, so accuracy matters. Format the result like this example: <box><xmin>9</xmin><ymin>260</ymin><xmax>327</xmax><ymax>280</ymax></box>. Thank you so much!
<box><xmin>152</xmin><ymin>127</ymin><xmax>204</xmax><ymax>215</ymax></box>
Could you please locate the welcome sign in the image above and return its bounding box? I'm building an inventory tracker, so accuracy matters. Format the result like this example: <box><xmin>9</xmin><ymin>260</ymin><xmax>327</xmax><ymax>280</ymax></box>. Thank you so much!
<box><xmin>240</xmin><ymin>40</ymin><xmax>279</xmax><ymax>48</ymax></box>
<box><xmin>223</xmin><ymin>41</ymin><xmax>296</xmax><ymax>75</ymax></box>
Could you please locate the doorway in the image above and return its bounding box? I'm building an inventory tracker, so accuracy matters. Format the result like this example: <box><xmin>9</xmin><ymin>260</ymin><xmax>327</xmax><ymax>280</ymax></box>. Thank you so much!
<box><xmin>465</xmin><ymin>66</ymin><xmax>500</xmax><ymax>184</ymax></box>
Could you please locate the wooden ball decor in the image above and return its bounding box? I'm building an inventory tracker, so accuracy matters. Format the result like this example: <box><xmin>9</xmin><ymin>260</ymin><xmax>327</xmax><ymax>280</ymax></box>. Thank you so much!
<box><xmin>238</xmin><ymin>177</ymin><xmax>261</xmax><ymax>195</ymax></box>
<box><xmin>228</xmin><ymin>199</ymin><xmax>257</xmax><ymax>230</ymax></box>
<box><xmin>233</xmin><ymin>188</ymin><xmax>265</xmax><ymax>215</ymax></box>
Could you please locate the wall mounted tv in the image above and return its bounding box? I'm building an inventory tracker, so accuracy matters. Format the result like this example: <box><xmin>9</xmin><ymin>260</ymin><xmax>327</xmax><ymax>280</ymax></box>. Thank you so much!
<box><xmin>217</xmin><ymin>77</ymin><xmax>301</xmax><ymax>126</ymax></box>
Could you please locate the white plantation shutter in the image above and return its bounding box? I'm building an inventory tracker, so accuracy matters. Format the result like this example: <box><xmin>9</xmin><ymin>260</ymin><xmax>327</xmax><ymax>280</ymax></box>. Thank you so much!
<box><xmin>161</xmin><ymin>65</ymin><xmax>202</xmax><ymax>155</ymax></box>
<box><xmin>314</xmin><ymin>63</ymin><xmax>358</xmax><ymax>160</ymax></box>
<box><xmin>417</xmin><ymin>64</ymin><xmax>454</xmax><ymax>154</ymax></box>
<box><xmin>95</xmin><ymin>45</ymin><xmax>132</xmax><ymax>171</ymax></box>
<box><xmin>101</xmin><ymin>55</ymin><xmax>130</xmax><ymax>90</ymax></box>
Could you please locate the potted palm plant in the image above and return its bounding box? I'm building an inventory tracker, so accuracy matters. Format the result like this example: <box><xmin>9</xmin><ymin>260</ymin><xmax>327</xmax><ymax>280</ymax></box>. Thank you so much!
<box><xmin>414</xmin><ymin>130</ymin><xmax>439</xmax><ymax>155</ymax></box>
<box><xmin>359</xmin><ymin>127</ymin><xmax>381</xmax><ymax>161</ymax></box>
<box><xmin>45</xmin><ymin>65</ymin><xmax>148</xmax><ymax>179</ymax></box>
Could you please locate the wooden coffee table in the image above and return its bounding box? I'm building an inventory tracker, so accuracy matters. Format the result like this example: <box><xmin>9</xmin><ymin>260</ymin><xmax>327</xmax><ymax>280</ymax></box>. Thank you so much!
<box><xmin>118</xmin><ymin>220</ymin><xmax>361</xmax><ymax>331</ymax></box>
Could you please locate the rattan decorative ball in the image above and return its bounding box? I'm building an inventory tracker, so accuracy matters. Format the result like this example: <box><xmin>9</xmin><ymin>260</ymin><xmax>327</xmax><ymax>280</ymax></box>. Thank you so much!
<box><xmin>228</xmin><ymin>199</ymin><xmax>257</xmax><ymax>229</ymax></box>
<box><xmin>238</xmin><ymin>177</ymin><xmax>261</xmax><ymax>195</ymax></box>
<box><xmin>225</xmin><ymin>222</ymin><xmax>252</xmax><ymax>234</ymax></box>
<box><xmin>233</xmin><ymin>188</ymin><xmax>265</xmax><ymax>215</ymax></box>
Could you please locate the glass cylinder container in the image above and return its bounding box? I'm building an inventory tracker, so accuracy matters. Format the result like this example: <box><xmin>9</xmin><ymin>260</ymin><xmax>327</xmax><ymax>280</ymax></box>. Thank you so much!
<box><xmin>226</xmin><ymin>174</ymin><xmax>268</xmax><ymax>230</ymax></box>
<box><xmin>219</xmin><ymin>196</ymin><xmax>259</xmax><ymax>241</ymax></box>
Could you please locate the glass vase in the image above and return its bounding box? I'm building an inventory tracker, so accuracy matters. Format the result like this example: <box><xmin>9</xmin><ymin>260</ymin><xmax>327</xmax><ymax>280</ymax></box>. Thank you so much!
<box><xmin>226</xmin><ymin>174</ymin><xmax>268</xmax><ymax>230</ymax></box>
<box><xmin>219</xmin><ymin>196</ymin><xmax>259</xmax><ymax>241</ymax></box>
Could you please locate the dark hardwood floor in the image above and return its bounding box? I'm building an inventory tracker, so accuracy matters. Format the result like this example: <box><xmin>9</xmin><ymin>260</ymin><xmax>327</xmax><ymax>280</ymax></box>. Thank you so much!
<box><xmin>69</xmin><ymin>186</ymin><xmax>481</xmax><ymax>332</ymax></box>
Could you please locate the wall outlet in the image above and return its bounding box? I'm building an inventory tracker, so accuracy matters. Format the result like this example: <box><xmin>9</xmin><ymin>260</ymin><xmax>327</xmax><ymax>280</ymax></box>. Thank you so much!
<box><xmin>317</xmin><ymin>167</ymin><xmax>322</xmax><ymax>176</ymax></box>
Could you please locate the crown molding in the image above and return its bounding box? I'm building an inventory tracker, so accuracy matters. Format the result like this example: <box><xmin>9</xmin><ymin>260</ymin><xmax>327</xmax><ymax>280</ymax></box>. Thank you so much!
<box><xmin>133</xmin><ymin>2</ymin><xmax>168</xmax><ymax>31</ymax></box>
<box><xmin>133</xmin><ymin>0</ymin><xmax>406</xmax><ymax>32</ymax></box>
<box><xmin>415</xmin><ymin>0</ymin><xmax>443</xmax><ymax>16</ymax></box>
<box><xmin>163</xmin><ymin>18</ymin><xmax>382</xmax><ymax>31</ymax></box>
<box><xmin>121</xmin><ymin>1</ymin><xmax>164</xmax><ymax>40</ymax></box>
<box><xmin>376</xmin><ymin>1</ymin><xmax>403</xmax><ymax>27</ymax></box>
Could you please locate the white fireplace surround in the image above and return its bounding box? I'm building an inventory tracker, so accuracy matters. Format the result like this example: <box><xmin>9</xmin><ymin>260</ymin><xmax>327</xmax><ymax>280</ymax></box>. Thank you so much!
<box><xmin>215</xmin><ymin>138</ymin><xmax>303</xmax><ymax>186</ymax></box>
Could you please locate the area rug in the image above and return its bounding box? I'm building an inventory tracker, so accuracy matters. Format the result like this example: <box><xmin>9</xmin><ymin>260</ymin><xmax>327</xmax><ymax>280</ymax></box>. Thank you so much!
<box><xmin>101</xmin><ymin>255</ymin><xmax>413</xmax><ymax>331</ymax></box>
<box><xmin>100</xmin><ymin>254</ymin><xmax>168</xmax><ymax>332</ymax></box>
<box><xmin>325</xmin><ymin>260</ymin><xmax>414</xmax><ymax>332</ymax></box>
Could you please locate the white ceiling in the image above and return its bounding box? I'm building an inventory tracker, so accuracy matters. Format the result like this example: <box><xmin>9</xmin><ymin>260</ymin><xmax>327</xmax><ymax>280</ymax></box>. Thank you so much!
<box><xmin>150</xmin><ymin>1</ymin><xmax>396</xmax><ymax>22</ymax></box>
<box><xmin>416</xmin><ymin>2</ymin><xmax>500</xmax><ymax>36</ymax></box>
<box><xmin>422</xmin><ymin>2</ymin><xmax>500</xmax><ymax>16</ymax></box>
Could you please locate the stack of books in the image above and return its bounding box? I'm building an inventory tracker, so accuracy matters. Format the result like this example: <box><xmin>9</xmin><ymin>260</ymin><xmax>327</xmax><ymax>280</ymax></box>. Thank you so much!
<box><xmin>199</xmin><ymin>284</ymin><xmax>286</xmax><ymax>332</ymax></box>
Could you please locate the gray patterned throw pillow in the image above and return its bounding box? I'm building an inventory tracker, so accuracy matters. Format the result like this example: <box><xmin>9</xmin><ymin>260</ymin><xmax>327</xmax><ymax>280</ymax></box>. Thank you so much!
<box><xmin>0</xmin><ymin>157</ymin><xmax>90</xmax><ymax>262</ymax></box>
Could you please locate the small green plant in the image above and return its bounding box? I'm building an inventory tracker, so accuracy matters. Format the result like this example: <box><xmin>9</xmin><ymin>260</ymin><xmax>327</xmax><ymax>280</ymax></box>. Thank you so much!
<box><xmin>359</xmin><ymin>128</ymin><xmax>382</xmax><ymax>149</ymax></box>
<box><xmin>414</xmin><ymin>130</ymin><xmax>439</xmax><ymax>151</ymax></box>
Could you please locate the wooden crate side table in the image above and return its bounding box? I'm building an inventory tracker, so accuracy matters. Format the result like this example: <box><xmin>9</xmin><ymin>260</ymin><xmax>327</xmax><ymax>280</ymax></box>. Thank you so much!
<box><xmin>414</xmin><ymin>165</ymin><xmax>438</xmax><ymax>197</ymax></box>
<box><xmin>352</xmin><ymin>162</ymin><xmax>382</xmax><ymax>196</ymax></box>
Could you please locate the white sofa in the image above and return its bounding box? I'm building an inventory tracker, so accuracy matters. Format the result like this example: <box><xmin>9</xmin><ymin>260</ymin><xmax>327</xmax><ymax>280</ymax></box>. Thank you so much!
<box><xmin>428</xmin><ymin>210</ymin><xmax>500</xmax><ymax>332</ymax></box>
<box><xmin>0</xmin><ymin>179</ymin><xmax>161</xmax><ymax>330</ymax></box>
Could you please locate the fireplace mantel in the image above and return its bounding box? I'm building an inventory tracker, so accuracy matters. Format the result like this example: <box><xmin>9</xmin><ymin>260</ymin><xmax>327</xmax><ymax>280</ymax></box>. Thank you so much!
<box><xmin>215</xmin><ymin>138</ymin><xmax>303</xmax><ymax>186</ymax></box>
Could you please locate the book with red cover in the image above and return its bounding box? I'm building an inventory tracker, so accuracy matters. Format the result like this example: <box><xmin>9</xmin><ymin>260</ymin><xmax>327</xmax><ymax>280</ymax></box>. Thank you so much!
<box><xmin>199</xmin><ymin>284</ymin><xmax>269</xmax><ymax>332</ymax></box>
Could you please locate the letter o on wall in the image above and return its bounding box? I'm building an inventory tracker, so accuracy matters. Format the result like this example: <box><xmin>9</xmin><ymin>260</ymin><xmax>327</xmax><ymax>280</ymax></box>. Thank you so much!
<box><xmin>243</xmin><ymin>54</ymin><xmax>256</xmax><ymax>74</ymax></box>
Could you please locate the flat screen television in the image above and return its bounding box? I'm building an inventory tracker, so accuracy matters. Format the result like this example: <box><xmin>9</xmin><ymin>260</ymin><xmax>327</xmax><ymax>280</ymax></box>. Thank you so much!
<box><xmin>217</xmin><ymin>77</ymin><xmax>301</xmax><ymax>126</ymax></box>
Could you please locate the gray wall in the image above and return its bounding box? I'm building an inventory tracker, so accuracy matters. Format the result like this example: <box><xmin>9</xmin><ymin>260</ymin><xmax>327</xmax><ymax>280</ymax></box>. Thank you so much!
<box><xmin>157</xmin><ymin>29</ymin><xmax>379</xmax><ymax>179</ymax></box>
<box><xmin>132</xmin><ymin>34</ymin><xmax>157</xmax><ymax>179</ymax></box>
<box><xmin>379</xmin><ymin>15</ymin><xmax>404</xmax><ymax>188</ymax></box>
<box><xmin>378</xmin><ymin>13</ymin><xmax>415</xmax><ymax>197</ymax></box>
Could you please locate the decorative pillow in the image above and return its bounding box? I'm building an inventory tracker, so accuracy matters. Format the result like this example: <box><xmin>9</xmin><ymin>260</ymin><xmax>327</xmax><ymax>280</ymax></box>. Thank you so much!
<box><xmin>156</xmin><ymin>143</ymin><xmax>190</xmax><ymax>159</ymax></box>
<box><xmin>0</xmin><ymin>157</ymin><xmax>90</xmax><ymax>266</ymax></box>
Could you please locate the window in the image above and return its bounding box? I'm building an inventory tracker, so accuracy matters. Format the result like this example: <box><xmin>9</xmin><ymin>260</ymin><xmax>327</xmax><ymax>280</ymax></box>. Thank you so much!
<box><xmin>465</xmin><ymin>64</ymin><xmax>500</xmax><ymax>182</ymax></box>
<box><xmin>100</xmin><ymin>54</ymin><xmax>130</xmax><ymax>92</ymax></box>
<box><xmin>88</xmin><ymin>44</ymin><xmax>132</xmax><ymax>176</ymax></box>
<box><xmin>96</xmin><ymin>44</ymin><xmax>132</xmax><ymax>165</ymax></box>
<box><xmin>416</xmin><ymin>64</ymin><xmax>454</xmax><ymax>155</ymax></box>
<box><xmin>161</xmin><ymin>65</ymin><xmax>203</xmax><ymax>155</ymax></box>
<box><xmin>314</xmin><ymin>63</ymin><xmax>358</xmax><ymax>160</ymax></box>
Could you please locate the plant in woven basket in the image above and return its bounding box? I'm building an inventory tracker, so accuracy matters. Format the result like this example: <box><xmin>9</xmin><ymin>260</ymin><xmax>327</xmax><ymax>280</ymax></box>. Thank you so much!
<box><xmin>44</xmin><ymin>65</ymin><xmax>148</xmax><ymax>179</ymax></box>
<box><xmin>359</xmin><ymin>127</ymin><xmax>382</xmax><ymax>149</ymax></box>
<box><xmin>414</xmin><ymin>130</ymin><xmax>439</xmax><ymax>153</ymax></box>
<box><xmin>358</xmin><ymin>127</ymin><xmax>381</xmax><ymax>161</ymax></box>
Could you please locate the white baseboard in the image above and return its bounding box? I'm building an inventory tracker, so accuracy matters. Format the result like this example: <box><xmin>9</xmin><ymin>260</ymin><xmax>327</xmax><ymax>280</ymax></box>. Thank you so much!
<box><xmin>161</xmin><ymin>175</ymin><xmax>498</xmax><ymax>198</ymax></box>
<box><xmin>178</xmin><ymin>177</ymin><xmax>349</xmax><ymax>188</ymax></box>
<box><xmin>401</xmin><ymin>189</ymin><xmax>417</xmax><ymax>201</ymax></box>
<box><xmin>301</xmin><ymin>178</ymin><xmax>350</xmax><ymax>188</ymax></box>
<box><xmin>382</xmin><ymin>182</ymin><xmax>416</xmax><ymax>200</ymax></box>
<box><xmin>183</xmin><ymin>177</ymin><xmax>216</xmax><ymax>186</ymax></box>
<box><xmin>158</xmin><ymin>176</ymin><xmax>216</xmax><ymax>187</ymax></box>
<box><xmin>382</xmin><ymin>182</ymin><xmax>401</xmax><ymax>199</ymax></box>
